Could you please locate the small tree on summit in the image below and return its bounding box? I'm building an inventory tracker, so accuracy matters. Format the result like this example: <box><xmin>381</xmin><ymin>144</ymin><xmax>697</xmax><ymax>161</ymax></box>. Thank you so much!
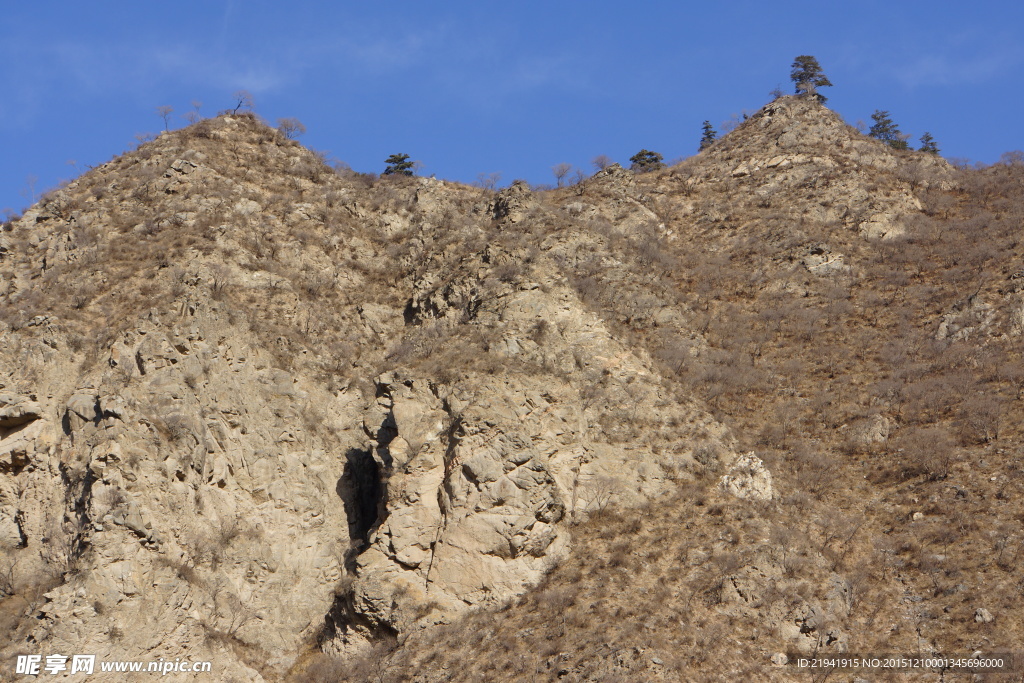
<box><xmin>629</xmin><ymin>149</ymin><xmax>664</xmax><ymax>173</ymax></box>
<box><xmin>591</xmin><ymin>155</ymin><xmax>614</xmax><ymax>172</ymax></box>
<box><xmin>699</xmin><ymin>121</ymin><xmax>718</xmax><ymax>151</ymax></box>
<box><xmin>790</xmin><ymin>55</ymin><xmax>832</xmax><ymax>102</ymax></box>
<box><xmin>552</xmin><ymin>163</ymin><xmax>573</xmax><ymax>187</ymax></box>
<box><xmin>383</xmin><ymin>153</ymin><xmax>415</xmax><ymax>176</ymax></box>
<box><xmin>156</xmin><ymin>105</ymin><xmax>174</xmax><ymax>132</ymax></box>
<box><xmin>918</xmin><ymin>132</ymin><xmax>940</xmax><ymax>155</ymax></box>
<box><xmin>869</xmin><ymin>110</ymin><xmax>909</xmax><ymax>150</ymax></box>
<box><xmin>231</xmin><ymin>90</ymin><xmax>254</xmax><ymax>115</ymax></box>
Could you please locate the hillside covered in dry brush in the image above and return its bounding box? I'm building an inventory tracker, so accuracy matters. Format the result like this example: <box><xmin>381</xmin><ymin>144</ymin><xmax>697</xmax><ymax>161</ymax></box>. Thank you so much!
<box><xmin>2</xmin><ymin>95</ymin><xmax>1023</xmax><ymax>682</ymax></box>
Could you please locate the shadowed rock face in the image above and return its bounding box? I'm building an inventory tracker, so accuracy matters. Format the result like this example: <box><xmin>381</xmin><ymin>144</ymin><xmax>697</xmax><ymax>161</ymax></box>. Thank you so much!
<box><xmin>335</xmin><ymin>373</ymin><xmax>574</xmax><ymax>646</ymax></box>
<box><xmin>0</xmin><ymin>311</ymin><xmax>362</xmax><ymax>679</ymax></box>
<box><xmin>326</xmin><ymin>266</ymin><xmax>735</xmax><ymax>652</ymax></box>
<box><xmin>1</xmin><ymin>394</ymin><xmax>46</xmax><ymax>476</ymax></box>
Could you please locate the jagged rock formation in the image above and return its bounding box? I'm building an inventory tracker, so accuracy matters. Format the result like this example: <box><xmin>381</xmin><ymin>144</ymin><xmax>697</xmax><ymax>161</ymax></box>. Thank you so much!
<box><xmin>1</xmin><ymin>309</ymin><xmax>361</xmax><ymax>679</ymax></box>
<box><xmin>0</xmin><ymin>111</ymin><xmax>738</xmax><ymax>678</ymax></box>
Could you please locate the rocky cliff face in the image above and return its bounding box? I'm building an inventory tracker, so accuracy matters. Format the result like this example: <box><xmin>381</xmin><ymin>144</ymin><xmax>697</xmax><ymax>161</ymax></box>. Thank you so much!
<box><xmin>4</xmin><ymin>96</ymin><xmax>1017</xmax><ymax>681</ymax></box>
<box><xmin>0</xmin><ymin>307</ymin><xmax>361</xmax><ymax>678</ymax></box>
<box><xmin>0</xmin><ymin>110</ymin><xmax>740</xmax><ymax>679</ymax></box>
<box><xmin>326</xmin><ymin>267</ymin><xmax>731</xmax><ymax>653</ymax></box>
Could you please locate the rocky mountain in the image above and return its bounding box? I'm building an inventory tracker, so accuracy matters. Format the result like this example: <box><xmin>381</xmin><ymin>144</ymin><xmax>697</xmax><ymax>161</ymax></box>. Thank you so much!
<box><xmin>2</xmin><ymin>96</ymin><xmax>1023</xmax><ymax>681</ymax></box>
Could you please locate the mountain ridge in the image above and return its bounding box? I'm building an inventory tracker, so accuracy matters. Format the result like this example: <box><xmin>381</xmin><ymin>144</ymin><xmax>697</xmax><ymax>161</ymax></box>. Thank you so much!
<box><xmin>3</xmin><ymin>95</ymin><xmax>1023</xmax><ymax>682</ymax></box>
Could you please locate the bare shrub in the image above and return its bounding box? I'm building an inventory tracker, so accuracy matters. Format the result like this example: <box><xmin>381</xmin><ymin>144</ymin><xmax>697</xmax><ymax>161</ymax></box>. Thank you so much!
<box><xmin>894</xmin><ymin>426</ymin><xmax>956</xmax><ymax>481</ymax></box>
<box><xmin>786</xmin><ymin>442</ymin><xmax>835</xmax><ymax>497</ymax></box>
<box><xmin>474</xmin><ymin>172</ymin><xmax>502</xmax><ymax>191</ymax></box>
<box><xmin>552</xmin><ymin>163</ymin><xmax>573</xmax><ymax>188</ymax></box>
<box><xmin>0</xmin><ymin>549</ymin><xmax>18</xmax><ymax>597</ymax></box>
<box><xmin>955</xmin><ymin>393</ymin><xmax>1005</xmax><ymax>444</ymax></box>
<box><xmin>692</xmin><ymin>442</ymin><xmax>721</xmax><ymax>472</ymax></box>
<box><xmin>276</xmin><ymin>117</ymin><xmax>306</xmax><ymax>139</ymax></box>
<box><xmin>297</xmin><ymin>635</ymin><xmax>399</xmax><ymax>683</ymax></box>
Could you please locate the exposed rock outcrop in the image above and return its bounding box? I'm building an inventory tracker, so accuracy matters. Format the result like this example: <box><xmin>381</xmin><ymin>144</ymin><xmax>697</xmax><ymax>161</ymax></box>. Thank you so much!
<box><xmin>719</xmin><ymin>453</ymin><xmax>776</xmax><ymax>501</ymax></box>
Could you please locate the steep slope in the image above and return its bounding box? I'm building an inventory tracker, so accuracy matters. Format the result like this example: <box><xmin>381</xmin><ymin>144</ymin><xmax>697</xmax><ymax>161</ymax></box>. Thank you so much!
<box><xmin>3</xmin><ymin>96</ymin><xmax>1023</xmax><ymax>682</ymax></box>
<box><xmin>1</xmin><ymin>117</ymin><xmax>382</xmax><ymax>679</ymax></box>
<box><xmin>1</xmin><ymin>113</ymin><xmax>736</xmax><ymax>678</ymax></box>
<box><xmin>300</xmin><ymin>98</ymin><xmax>1024</xmax><ymax>681</ymax></box>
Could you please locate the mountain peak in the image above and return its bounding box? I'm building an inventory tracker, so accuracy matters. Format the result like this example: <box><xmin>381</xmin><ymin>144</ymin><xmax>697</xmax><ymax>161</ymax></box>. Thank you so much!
<box><xmin>697</xmin><ymin>95</ymin><xmax>894</xmax><ymax>171</ymax></box>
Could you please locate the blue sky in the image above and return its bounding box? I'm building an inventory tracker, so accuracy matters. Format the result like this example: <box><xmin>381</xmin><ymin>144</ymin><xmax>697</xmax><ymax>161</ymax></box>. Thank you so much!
<box><xmin>2</xmin><ymin>1</ymin><xmax>1022</xmax><ymax>213</ymax></box>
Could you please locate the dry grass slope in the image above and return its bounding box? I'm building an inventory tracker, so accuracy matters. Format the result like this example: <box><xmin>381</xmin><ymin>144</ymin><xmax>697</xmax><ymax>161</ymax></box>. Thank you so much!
<box><xmin>2</xmin><ymin>97</ymin><xmax>1023</xmax><ymax>682</ymax></box>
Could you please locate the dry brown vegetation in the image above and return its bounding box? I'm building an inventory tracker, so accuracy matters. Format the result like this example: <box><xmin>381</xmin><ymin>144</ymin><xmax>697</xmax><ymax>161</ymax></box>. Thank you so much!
<box><xmin>298</xmin><ymin>155</ymin><xmax>1024</xmax><ymax>682</ymax></box>
<box><xmin>4</xmin><ymin>99</ymin><xmax>1024</xmax><ymax>681</ymax></box>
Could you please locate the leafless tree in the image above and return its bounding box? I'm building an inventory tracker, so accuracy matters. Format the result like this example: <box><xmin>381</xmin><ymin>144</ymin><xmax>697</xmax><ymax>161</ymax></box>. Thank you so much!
<box><xmin>156</xmin><ymin>105</ymin><xmax>174</xmax><ymax>132</ymax></box>
<box><xmin>20</xmin><ymin>174</ymin><xmax>38</xmax><ymax>203</ymax></box>
<box><xmin>475</xmin><ymin>172</ymin><xmax>502</xmax><ymax>191</ymax></box>
<box><xmin>276</xmin><ymin>117</ymin><xmax>306</xmax><ymax>139</ymax></box>
<box><xmin>591</xmin><ymin>155</ymin><xmax>613</xmax><ymax>172</ymax></box>
<box><xmin>210</xmin><ymin>579</ymin><xmax>255</xmax><ymax>638</ymax></box>
<box><xmin>552</xmin><ymin>163</ymin><xmax>572</xmax><ymax>188</ymax></box>
<box><xmin>231</xmin><ymin>90</ymin><xmax>254</xmax><ymax>114</ymax></box>
<box><xmin>1000</xmin><ymin>150</ymin><xmax>1024</xmax><ymax>166</ymax></box>
<box><xmin>41</xmin><ymin>512</ymin><xmax>85</xmax><ymax>578</ymax></box>
<box><xmin>579</xmin><ymin>474</ymin><xmax>617</xmax><ymax>513</ymax></box>
<box><xmin>184</xmin><ymin>100</ymin><xmax>203</xmax><ymax>124</ymax></box>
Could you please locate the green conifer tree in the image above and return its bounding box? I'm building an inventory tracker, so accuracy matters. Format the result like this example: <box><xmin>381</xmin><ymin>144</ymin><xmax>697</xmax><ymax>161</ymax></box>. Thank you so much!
<box><xmin>383</xmin><ymin>153</ymin><xmax>415</xmax><ymax>176</ymax></box>
<box><xmin>790</xmin><ymin>55</ymin><xmax>833</xmax><ymax>102</ymax></box>
<box><xmin>868</xmin><ymin>110</ymin><xmax>909</xmax><ymax>150</ymax></box>
<box><xmin>918</xmin><ymin>132</ymin><xmax>940</xmax><ymax>155</ymax></box>
<box><xmin>629</xmin><ymin>149</ymin><xmax>664</xmax><ymax>173</ymax></box>
<box><xmin>699</xmin><ymin>121</ymin><xmax>718</xmax><ymax>151</ymax></box>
